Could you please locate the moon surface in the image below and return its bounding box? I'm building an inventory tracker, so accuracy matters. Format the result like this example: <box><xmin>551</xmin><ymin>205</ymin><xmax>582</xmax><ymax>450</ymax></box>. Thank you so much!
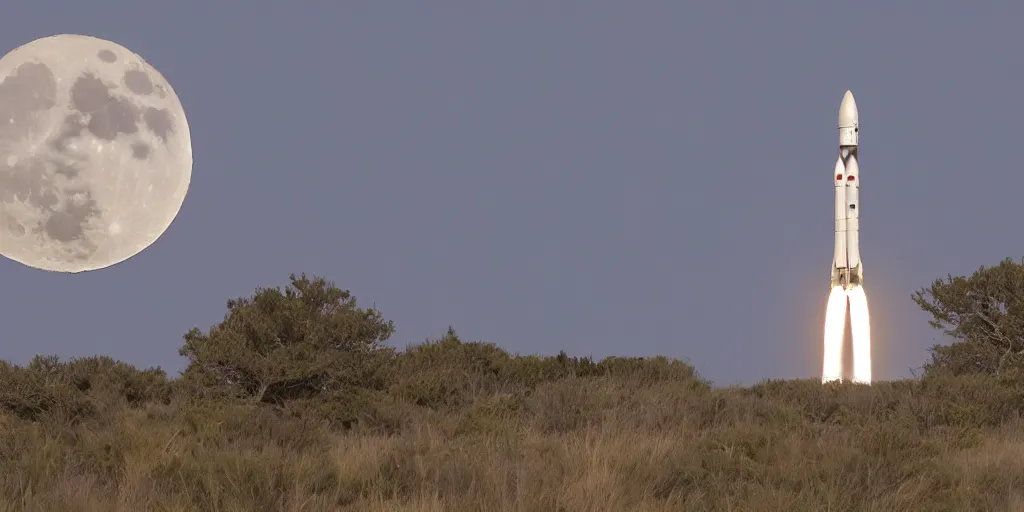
<box><xmin>0</xmin><ymin>34</ymin><xmax>192</xmax><ymax>273</ymax></box>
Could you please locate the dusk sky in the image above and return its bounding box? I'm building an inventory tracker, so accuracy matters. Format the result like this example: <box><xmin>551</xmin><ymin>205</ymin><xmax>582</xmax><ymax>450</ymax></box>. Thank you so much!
<box><xmin>1</xmin><ymin>2</ymin><xmax>1021</xmax><ymax>386</ymax></box>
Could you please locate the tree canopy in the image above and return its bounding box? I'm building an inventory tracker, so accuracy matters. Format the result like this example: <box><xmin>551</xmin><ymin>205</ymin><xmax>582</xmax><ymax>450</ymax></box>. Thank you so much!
<box><xmin>913</xmin><ymin>257</ymin><xmax>1024</xmax><ymax>376</ymax></box>
<box><xmin>178</xmin><ymin>273</ymin><xmax>396</xmax><ymax>404</ymax></box>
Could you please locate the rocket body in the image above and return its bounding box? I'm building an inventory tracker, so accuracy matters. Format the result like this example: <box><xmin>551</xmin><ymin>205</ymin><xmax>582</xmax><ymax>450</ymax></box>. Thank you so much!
<box><xmin>830</xmin><ymin>91</ymin><xmax>862</xmax><ymax>290</ymax></box>
<box><xmin>823</xmin><ymin>89</ymin><xmax>871</xmax><ymax>385</ymax></box>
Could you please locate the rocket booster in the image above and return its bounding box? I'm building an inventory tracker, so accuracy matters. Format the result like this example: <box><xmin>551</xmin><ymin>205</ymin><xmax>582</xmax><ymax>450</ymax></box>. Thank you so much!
<box><xmin>831</xmin><ymin>90</ymin><xmax>862</xmax><ymax>290</ymax></box>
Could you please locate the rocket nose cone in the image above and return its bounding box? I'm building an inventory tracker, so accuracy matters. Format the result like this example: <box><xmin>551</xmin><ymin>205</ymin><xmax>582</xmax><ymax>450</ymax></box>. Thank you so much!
<box><xmin>838</xmin><ymin>90</ymin><xmax>858</xmax><ymax>128</ymax></box>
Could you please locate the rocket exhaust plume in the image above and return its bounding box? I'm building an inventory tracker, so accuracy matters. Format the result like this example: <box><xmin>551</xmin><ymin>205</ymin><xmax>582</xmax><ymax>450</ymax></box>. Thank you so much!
<box><xmin>823</xmin><ymin>90</ymin><xmax>872</xmax><ymax>384</ymax></box>
<box><xmin>821</xmin><ymin>286</ymin><xmax>872</xmax><ymax>384</ymax></box>
<box><xmin>822</xmin><ymin>286</ymin><xmax>847</xmax><ymax>383</ymax></box>
<box><xmin>848</xmin><ymin>286</ymin><xmax>871</xmax><ymax>383</ymax></box>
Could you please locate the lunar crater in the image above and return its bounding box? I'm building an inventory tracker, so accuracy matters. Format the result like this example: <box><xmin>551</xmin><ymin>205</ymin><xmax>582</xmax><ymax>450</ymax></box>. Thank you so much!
<box><xmin>123</xmin><ymin>69</ymin><xmax>153</xmax><ymax>95</ymax></box>
<box><xmin>143</xmin><ymin>107</ymin><xmax>173</xmax><ymax>141</ymax></box>
<box><xmin>0</xmin><ymin>34</ymin><xmax>192</xmax><ymax>272</ymax></box>
<box><xmin>0</xmin><ymin>62</ymin><xmax>57</xmax><ymax>141</ymax></box>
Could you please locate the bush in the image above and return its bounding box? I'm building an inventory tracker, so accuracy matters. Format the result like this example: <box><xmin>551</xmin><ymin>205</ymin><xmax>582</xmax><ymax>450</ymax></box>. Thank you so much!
<box><xmin>0</xmin><ymin>357</ymin><xmax>93</xmax><ymax>423</ymax></box>
<box><xmin>177</xmin><ymin>273</ymin><xmax>396</xmax><ymax>404</ymax></box>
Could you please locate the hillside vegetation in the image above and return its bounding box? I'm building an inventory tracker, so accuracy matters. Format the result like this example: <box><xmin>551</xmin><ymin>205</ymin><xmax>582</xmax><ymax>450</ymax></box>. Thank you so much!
<box><xmin>3</xmin><ymin>265</ymin><xmax>1024</xmax><ymax>512</ymax></box>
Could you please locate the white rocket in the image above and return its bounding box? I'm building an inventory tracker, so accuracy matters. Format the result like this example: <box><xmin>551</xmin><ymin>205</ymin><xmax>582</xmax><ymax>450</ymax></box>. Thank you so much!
<box><xmin>831</xmin><ymin>90</ymin><xmax>861</xmax><ymax>290</ymax></box>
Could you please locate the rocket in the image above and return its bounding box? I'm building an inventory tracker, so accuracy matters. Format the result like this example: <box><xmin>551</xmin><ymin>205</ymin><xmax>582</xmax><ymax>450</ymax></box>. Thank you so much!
<box><xmin>823</xmin><ymin>89</ymin><xmax>872</xmax><ymax>385</ymax></box>
<box><xmin>831</xmin><ymin>90</ymin><xmax>861</xmax><ymax>290</ymax></box>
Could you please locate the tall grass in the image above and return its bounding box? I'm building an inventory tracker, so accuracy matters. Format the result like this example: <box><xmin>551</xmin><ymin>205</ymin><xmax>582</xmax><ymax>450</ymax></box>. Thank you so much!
<box><xmin>1</xmin><ymin>343</ymin><xmax>1023</xmax><ymax>511</ymax></box>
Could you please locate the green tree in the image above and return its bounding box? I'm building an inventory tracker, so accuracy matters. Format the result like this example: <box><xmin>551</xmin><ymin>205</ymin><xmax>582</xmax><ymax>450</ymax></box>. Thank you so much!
<box><xmin>913</xmin><ymin>257</ymin><xmax>1024</xmax><ymax>375</ymax></box>
<box><xmin>178</xmin><ymin>273</ymin><xmax>396</xmax><ymax>404</ymax></box>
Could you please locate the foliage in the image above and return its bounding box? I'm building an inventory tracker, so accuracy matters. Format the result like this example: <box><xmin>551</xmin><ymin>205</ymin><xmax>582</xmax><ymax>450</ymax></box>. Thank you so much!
<box><xmin>177</xmin><ymin>273</ymin><xmax>396</xmax><ymax>405</ymax></box>
<box><xmin>913</xmin><ymin>257</ymin><xmax>1024</xmax><ymax>375</ymax></box>
<box><xmin>0</xmin><ymin>355</ymin><xmax>169</xmax><ymax>424</ymax></box>
<box><xmin>0</xmin><ymin>350</ymin><xmax>1023</xmax><ymax>510</ymax></box>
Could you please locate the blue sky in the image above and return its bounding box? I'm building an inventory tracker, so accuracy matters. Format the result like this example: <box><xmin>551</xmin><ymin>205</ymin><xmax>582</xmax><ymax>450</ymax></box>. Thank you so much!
<box><xmin>1</xmin><ymin>2</ymin><xmax>1021</xmax><ymax>385</ymax></box>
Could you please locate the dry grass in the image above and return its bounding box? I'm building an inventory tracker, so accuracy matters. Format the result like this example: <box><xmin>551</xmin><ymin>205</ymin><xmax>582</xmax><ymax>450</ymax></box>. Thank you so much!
<box><xmin>1</xmin><ymin>357</ymin><xmax>1024</xmax><ymax>512</ymax></box>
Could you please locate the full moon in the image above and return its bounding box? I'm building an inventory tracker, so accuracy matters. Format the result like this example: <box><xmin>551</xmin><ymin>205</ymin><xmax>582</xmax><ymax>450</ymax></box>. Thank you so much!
<box><xmin>0</xmin><ymin>34</ymin><xmax>192</xmax><ymax>273</ymax></box>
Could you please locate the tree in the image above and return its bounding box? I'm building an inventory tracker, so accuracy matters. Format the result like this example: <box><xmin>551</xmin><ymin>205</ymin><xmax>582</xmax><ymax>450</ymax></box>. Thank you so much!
<box><xmin>912</xmin><ymin>257</ymin><xmax>1024</xmax><ymax>375</ymax></box>
<box><xmin>178</xmin><ymin>273</ymin><xmax>396</xmax><ymax>404</ymax></box>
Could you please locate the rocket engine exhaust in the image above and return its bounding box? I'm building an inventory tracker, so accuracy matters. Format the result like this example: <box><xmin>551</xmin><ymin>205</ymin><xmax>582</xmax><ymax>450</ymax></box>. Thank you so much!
<box><xmin>822</xmin><ymin>90</ymin><xmax>872</xmax><ymax>385</ymax></box>
<box><xmin>822</xmin><ymin>286</ymin><xmax>847</xmax><ymax>383</ymax></box>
